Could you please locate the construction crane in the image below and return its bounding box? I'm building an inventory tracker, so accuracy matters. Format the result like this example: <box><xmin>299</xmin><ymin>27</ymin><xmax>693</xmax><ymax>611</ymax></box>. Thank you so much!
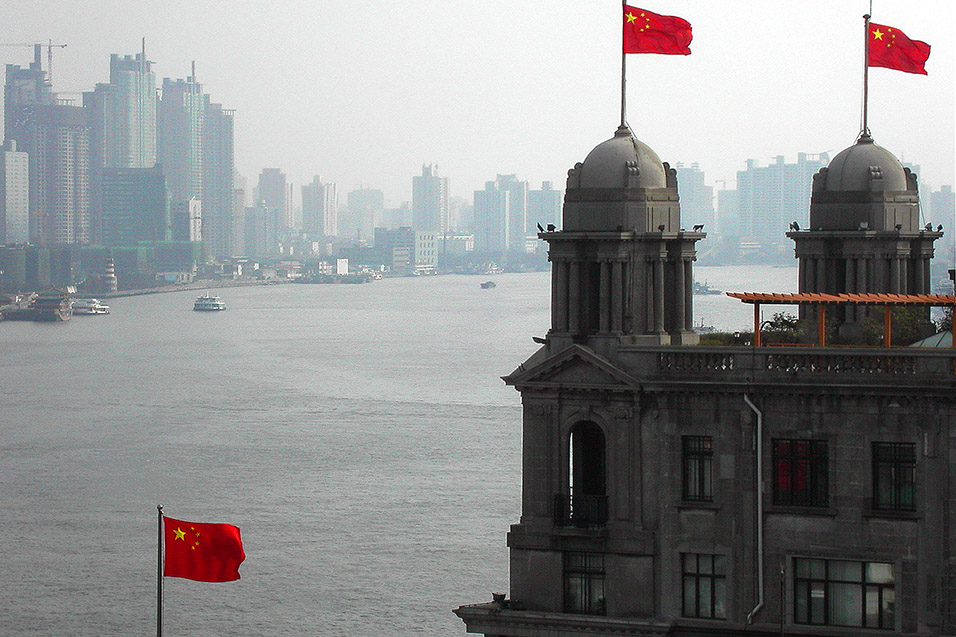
<box><xmin>0</xmin><ymin>41</ymin><xmax>68</xmax><ymax>84</ymax></box>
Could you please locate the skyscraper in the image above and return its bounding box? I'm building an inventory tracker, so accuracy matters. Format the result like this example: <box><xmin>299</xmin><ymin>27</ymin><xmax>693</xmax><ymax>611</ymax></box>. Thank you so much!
<box><xmin>412</xmin><ymin>163</ymin><xmax>448</xmax><ymax>234</ymax></box>
<box><xmin>528</xmin><ymin>181</ymin><xmax>562</xmax><ymax>232</ymax></box>
<box><xmin>85</xmin><ymin>49</ymin><xmax>157</xmax><ymax>244</ymax></box>
<box><xmin>495</xmin><ymin>174</ymin><xmax>529</xmax><ymax>239</ymax></box>
<box><xmin>257</xmin><ymin>168</ymin><xmax>289</xmax><ymax>230</ymax></box>
<box><xmin>345</xmin><ymin>187</ymin><xmax>384</xmax><ymax>241</ymax></box>
<box><xmin>473</xmin><ymin>181</ymin><xmax>510</xmax><ymax>252</ymax></box>
<box><xmin>158</xmin><ymin>72</ymin><xmax>204</xmax><ymax>242</ymax></box>
<box><xmin>101</xmin><ymin>165</ymin><xmax>168</xmax><ymax>246</ymax></box>
<box><xmin>675</xmin><ymin>162</ymin><xmax>715</xmax><ymax>232</ymax></box>
<box><xmin>302</xmin><ymin>176</ymin><xmax>337</xmax><ymax>238</ymax></box>
<box><xmin>0</xmin><ymin>140</ymin><xmax>29</xmax><ymax>244</ymax></box>
<box><xmin>5</xmin><ymin>54</ymin><xmax>91</xmax><ymax>246</ymax></box>
<box><xmin>202</xmin><ymin>102</ymin><xmax>236</xmax><ymax>257</ymax></box>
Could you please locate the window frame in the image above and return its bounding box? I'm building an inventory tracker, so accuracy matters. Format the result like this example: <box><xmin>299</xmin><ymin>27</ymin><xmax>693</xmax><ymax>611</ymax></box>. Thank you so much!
<box><xmin>681</xmin><ymin>552</ymin><xmax>727</xmax><ymax>620</ymax></box>
<box><xmin>793</xmin><ymin>557</ymin><xmax>895</xmax><ymax>629</ymax></box>
<box><xmin>563</xmin><ymin>551</ymin><xmax>606</xmax><ymax>615</ymax></box>
<box><xmin>772</xmin><ymin>438</ymin><xmax>828</xmax><ymax>507</ymax></box>
<box><xmin>872</xmin><ymin>442</ymin><xmax>916</xmax><ymax>512</ymax></box>
<box><xmin>682</xmin><ymin>435</ymin><xmax>713</xmax><ymax>502</ymax></box>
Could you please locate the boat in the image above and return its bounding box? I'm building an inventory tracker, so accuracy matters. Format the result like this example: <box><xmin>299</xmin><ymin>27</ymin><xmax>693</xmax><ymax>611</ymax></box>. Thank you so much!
<box><xmin>193</xmin><ymin>293</ymin><xmax>226</xmax><ymax>311</ymax></box>
<box><xmin>693</xmin><ymin>281</ymin><xmax>722</xmax><ymax>295</ymax></box>
<box><xmin>480</xmin><ymin>281</ymin><xmax>497</xmax><ymax>289</ymax></box>
<box><xmin>72</xmin><ymin>298</ymin><xmax>110</xmax><ymax>315</ymax></box>
<box><xmin>30</xmin><ymin>289</ymin><xmax>73</xmax><ymax>321</ymax></box>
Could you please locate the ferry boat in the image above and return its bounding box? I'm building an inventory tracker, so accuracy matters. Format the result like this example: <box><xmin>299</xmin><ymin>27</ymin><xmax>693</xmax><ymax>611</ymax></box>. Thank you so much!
<box><xmin>30</xmin><ymin>289</ymin><xmax>73</xmax><ymax>321</ymax></box>
<box><xmin>193</xmin><ymin>293</ymin><xmax>226</xmax><ymax>311</ymax></box>
<box><xmin>72</xmin><ymin>298</ymin><xmax>110</xmax><ymax>315</ymax></box>
<box><xmin>693</xmin><ymin>280</ymin><xmax>722</xmax><ymax>295</ymax></box>
<box><xmin>480</xmin><ymin>281</ymin><xmax>497</xmax><ymax>289</ymax></box>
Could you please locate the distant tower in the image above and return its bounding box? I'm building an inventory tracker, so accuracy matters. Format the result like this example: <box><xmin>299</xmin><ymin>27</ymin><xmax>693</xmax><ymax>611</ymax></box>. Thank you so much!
<box><xmin>302</xmin><ymin>176</ymin><xmax>337</xmax><ymax>238</ymax></box>
<box><xmin>257</xmin><ymin>168</ymin><xmax>289</xmax><ymax>229</ymax></box>
<box><xmin>789</xmin><ymin>132</ymin><xmax>941</xmax><ymax>323</ymax></box>
<box><xmin>158</xmin><ymin>72</ymin><xmax>204</xmax><ymax>242</ymax></box>
<box><xmin>547</xmin><ymin>125</ymin><xmax>703</xmax><ymax>349</ymax></box>
<box><xmin>103</xmin><ymin>252</ymin><xmax>118</xmax><ymax>292</ymax></box>
<box><xmin>412</xmin><ymin>163</ymin><xmax>448</xmax><ymax>234</ymax></box>
<box><xmin>0</xmin><ymin>139</ymin><xmax>30</xmax><ymax>244</ymax></box>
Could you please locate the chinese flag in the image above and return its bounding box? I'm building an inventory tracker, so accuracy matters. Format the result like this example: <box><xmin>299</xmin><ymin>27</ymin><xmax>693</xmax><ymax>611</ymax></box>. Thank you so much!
<box><xmin>164</xmin><ymin>517</ymin><xmax>245</xmax><ymax>582</ymax></box>
<box><xmin>868</xmin><ymin>22</ymin><xmax>930</xmax><ymax>75</ymax></box>
<box><xmin>623</xmin><ymin>5</ymin><xmax>692</xmax><ymax>55</ymax></box>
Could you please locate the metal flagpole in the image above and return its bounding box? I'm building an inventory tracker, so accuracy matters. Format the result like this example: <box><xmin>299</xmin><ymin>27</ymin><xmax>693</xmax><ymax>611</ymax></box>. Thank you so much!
<box><xmin>862</xmin><ymin>1</ymin><xmax>873</xmax><ymax>136</ymax></box>
<box><xmin>621</xmin><ymin>0</ymin><xmax>627</xmax><ymax>128</ymax></box>
<box><xmin>157</xmin><ymin>504</ymin><xmax>164</xmax><ymax>637</ymax></box>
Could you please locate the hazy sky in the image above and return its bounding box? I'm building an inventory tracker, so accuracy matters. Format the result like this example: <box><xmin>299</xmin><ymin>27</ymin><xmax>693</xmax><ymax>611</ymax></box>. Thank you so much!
<box><xmin>3</xmin><ymin>0</ymin><xmax>953</xmax><ymax>206</ymax></box>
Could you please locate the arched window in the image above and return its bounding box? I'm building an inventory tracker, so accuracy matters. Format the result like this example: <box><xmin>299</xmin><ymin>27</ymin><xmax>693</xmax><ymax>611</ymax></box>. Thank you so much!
<box><xmin>560</xmin><ymin>421</ymin><xmax>607</xmax><ymax>526</ymax></box>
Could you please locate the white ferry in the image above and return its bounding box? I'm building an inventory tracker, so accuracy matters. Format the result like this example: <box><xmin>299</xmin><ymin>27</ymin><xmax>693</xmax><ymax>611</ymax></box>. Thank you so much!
<box><xmin>72</xmin><ymin>298</ymin><xmax>110</xmax><ymax>315</ymax></box>
<box><xmin>193</xmin><ymin>293</ymin><xmax>226</xmax><ymax>311</ymax></box>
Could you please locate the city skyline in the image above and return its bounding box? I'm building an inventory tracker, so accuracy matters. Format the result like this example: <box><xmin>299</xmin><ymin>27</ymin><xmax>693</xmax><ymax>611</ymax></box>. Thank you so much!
<box><xmin>1</xmin><ymin>1</ymin><xmax>952</xmax><ymax>206</ymax></box>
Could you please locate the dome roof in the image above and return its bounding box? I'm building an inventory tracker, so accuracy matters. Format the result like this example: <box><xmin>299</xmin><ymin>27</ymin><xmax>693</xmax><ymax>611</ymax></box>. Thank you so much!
<box><xmin>824</xmin><ymin>133</ymin><xmax>908</xmax><ymax>191</ymax></box>
<box><xmin>577</xmin><ymin>126</ymin><xmax>666</xmax><ymax>189</ymax></box>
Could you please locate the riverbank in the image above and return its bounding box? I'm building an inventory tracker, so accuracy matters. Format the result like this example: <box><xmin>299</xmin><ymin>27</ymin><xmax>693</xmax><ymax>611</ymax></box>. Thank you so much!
<box><xmin>100</xmin><ymin>278</ymin><xmax>287</xmax><ymax>299</ymax></box>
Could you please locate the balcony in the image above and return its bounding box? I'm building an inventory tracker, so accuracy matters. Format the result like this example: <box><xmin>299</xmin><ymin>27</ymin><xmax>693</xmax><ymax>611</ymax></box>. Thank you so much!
<box><xmin>554</xmin><ymin>492</ymin><xmax>608</xmax><ymax>527</ymax></box>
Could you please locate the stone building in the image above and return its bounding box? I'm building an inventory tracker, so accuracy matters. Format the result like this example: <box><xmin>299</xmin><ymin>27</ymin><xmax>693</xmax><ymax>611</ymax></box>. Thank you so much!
<box><xmin>455</xmin><ymin>125</ymin><xmax>956</xmax><ymax>635</ymax></box>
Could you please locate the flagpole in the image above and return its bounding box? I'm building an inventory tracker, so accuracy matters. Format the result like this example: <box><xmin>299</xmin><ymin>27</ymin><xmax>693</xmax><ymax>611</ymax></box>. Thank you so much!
<box><xmin>862</xmin><ymin>11</ymin><xmax>871</xmax><ymax>136</ymax></box>
<box><xmin>157</xmin><ymin>504</ymin><xmax>164</xmax><ymax>637</ymax></box>
<box><xmin>621</xmin><ymin>0</ymin><xmax>627</xmax><ymax>128</ymax></box>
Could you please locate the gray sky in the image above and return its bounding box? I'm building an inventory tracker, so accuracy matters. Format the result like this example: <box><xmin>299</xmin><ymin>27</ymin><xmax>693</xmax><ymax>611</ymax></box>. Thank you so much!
<box><xmin>3</xmin><ymin>0</ymin><xmax>953</xmax><ymax>206</ymax></box>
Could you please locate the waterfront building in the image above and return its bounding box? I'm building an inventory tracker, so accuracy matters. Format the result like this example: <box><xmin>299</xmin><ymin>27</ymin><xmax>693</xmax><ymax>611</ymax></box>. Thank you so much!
<box><xmin>675</xmin><ymin>162</ymin><xmax>715</xmax><ymax>233</ymax></box>
<box><xmin>302</xmin><ymin>176</ymin><xmax>337</xmax><ymax>238</ymax></box>
<box><xmin>345</xmin><ymin>187</ymin><xmax>384</xmax><ymax>242</ymax></box>
<box><xmin>528</xmin><ymin>181</ymin><xmax>562</xmax><ymax>233</ymax></box>
<box><xmin>737</xmin><ymin>153</ymin><xmax>829</xmax><ymax>262</ymax></box>
<box><xmin>101</xmin><ymin>165</ymin><xmax>168</xmax><ymax>246</ymax></box>
<box><xmin>498</xmin><ymin>174</ymin><xmax>530</xmax><ymax>238</ymax></box>
<box><xmin>412</xmin><ymin>163</ymin><xmax>448</xmax><ymax>234</ymax></box>
<box><xmin>258</xmin><ymin>168</ymin><xmax>289</xmax><ymax>230</ymax></box>
<box><xmin>244</xmin><ymin>202</ymin><xmax>279</xmax><ymax>258</ymax></box>
<box><xmin>473</xmin><ymin>180</ymin><xmax>510</xmax><ymax>252</ymax></box>
<box><xmin>929</xmin><ymin>185</ymin><xmax>954</xmax><ymax>229</ymax></box>
<box><xmin>202</xmin><ymin>102</ymin><xmax>236</xmax><ymax>258</ymax></box>
<box><xmin>456</xmin><ymin>124</ymin><xmax>955</xmax><ymax>635</ymax></box>
<box><xmin>5</xmin><ymin>55</ymin><xmax>91</xmax><ymax>246</ymax></box>
<box><xmin>158</xmin><ymin>72</ymin><xmax>204</xmax><ymax>246</ymax></box>
<box><xmin>0</xmin><ymin>139</ymin><xmax>29</xmax><ymax>244</ymax></box>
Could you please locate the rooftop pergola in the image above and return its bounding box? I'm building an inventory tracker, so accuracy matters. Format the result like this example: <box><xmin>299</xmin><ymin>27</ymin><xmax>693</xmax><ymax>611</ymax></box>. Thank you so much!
<box><xmin>727</xmin><ymin>292</ymin><xmax>956</xmax><ymax>348</ymax></box>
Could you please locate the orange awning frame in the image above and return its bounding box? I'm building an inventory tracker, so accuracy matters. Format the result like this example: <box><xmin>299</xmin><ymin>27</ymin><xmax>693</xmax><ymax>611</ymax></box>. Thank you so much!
<box><xmin>726</xmin><ymin>292</ymin><xmax>956</xmax><ymax>348</ymax></box>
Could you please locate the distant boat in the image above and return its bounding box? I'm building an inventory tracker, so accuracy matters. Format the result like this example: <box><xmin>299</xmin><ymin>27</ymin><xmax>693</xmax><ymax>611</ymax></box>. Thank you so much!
<box><xmin>693</xmin><ymin>281</ymin><xmax>722</xmax><ymax>295</ymax></box>
<box><xmin>31</xmin><ymin>288</ymin><xmax>73</xmax><ymax>321</ymax></box>
<box><xmin>72</xmin><ymin>298</ymin><xmax>110</xmax><ymax>315</ymax></box>
<box><xmin>480</xmin><ymin>281</ymin><xmax>497</xmax><ymax>289</ymax></box>
<box><xmin>193</xmin><ymin>293</ymin><xmax>226</xmax><ymax>311</ymax></box>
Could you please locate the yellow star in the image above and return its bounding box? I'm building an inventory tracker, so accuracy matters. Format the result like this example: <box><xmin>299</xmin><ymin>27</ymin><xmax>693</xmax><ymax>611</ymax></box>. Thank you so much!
<box><xmin>625</xmin><ymin>12</ymin><xmax>637</xmax><ymax>23</ymax></box>
<box><xmin>173</xmin><ymin>527</ymin><xmax>186</xmax><ymax>541</ymax></box>
<box><xmin>872</xmin><ymin>28</ymin><xmax>884</xmax><ymax>40</ymax></box>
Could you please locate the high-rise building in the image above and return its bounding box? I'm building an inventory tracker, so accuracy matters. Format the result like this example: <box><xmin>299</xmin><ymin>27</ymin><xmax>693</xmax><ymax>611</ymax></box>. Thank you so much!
<box><xmin>85</xmin><ymin>50</ymin><xmax>157</xmax><ymax>244</ymax></box>
<box><xmin>528</xmin><ymin>181</ymin><xmax>562</xmax><ymax>232</ymax></box>
<box><xmin>675</xmin><ymin>163</ymin><xmax>715</xmax><ymax>232</ymax></box>
<box><xmin>345</xmin><ymin>187</ymin><xmax>384</xmax><ymax>241</ymax></box>
<box><xmin>474</xmin><ymin>180</ymin><xmax>510</xmax><ymax>252</ymax></box>
<box><xmin>5</xmin><ymin>55</ymin><xmax>91</xmax><ymax>246</ymax></box>
<box><xmin>101</xmin><ymin>165</ymin><xmax>168</xmax><ymax>246</ymax></box>
<box><xmin>244</xmin><ymin>201</ymin><xmax>278</xmax><ymax>257</ymax></box>
<box><xmin>302</xmin><ymin>176</ymin><xmax>337</xmax><ymax>238</ymax></box>
<box><xmin>929</xmin><ymin>185</ymin><xmax>954</xmax><ymax>228</ymax></box>
<box><xmin>0</xmin><ymin>139</ymin><xmax>29</xmax><ymax>244</ymax></box>
<box><xmin>257</xmin><ymin>168</ymin><xmax>289</xmax><ymax>230</ymax></box>
<box><xmin>202</xmin><ymin>102</ymin><xmax>236</xmax><ymax>257</ymax></box>
<box><xmin>495</xmin><ymin>174</ymin><xmax>529</xmax><ymax>238</ymax></box>
<box><xmin>158</xmin><ymin>72</ymin><xmax>204</xmax><ymax>243</ymax></box>
<box><xmin>736</xmin><ymin>153</ymin><xmax>829</xmax><ymax>260</ymax></box>
<box><xmin>412</xmin><ymin>163</ymin><xmax>448</xmax><ymax>234</ymax></box>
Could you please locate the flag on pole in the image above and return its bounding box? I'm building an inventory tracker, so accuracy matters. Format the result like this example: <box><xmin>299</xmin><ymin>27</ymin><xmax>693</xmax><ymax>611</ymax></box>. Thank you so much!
<box><xmin>623</xmin><ymin>5</ymin><xmax>692</xmax><ymax>55</ymax></box>
<box><xmin>867</xmin><ymin>22</ymin><xmax>930</xmax><ymax>75</ymax></box>
<box><xmin>163</xmin><ymin>516</ymin><xmax>245</xmax><ymax>582</ymax></box>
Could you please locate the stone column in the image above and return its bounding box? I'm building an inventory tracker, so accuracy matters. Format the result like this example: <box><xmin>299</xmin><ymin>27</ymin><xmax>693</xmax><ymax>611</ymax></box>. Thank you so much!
<box><xmin>805</xmin><ymin>257</ymin><xmax>816</xmax><ymax>293</ymax></box>
<box><xmin>845</xmin><ymin>258</ymin><xmax>856</xmax><ymax>321</ymax></box>
<box><xmin>611</xmin><ymin>260</ymin><xmax>623</xmax><ymax>333</ymax></box>
<box><xmin>816</xmin><ymin>257</ymin><xmax>826</xmax><ymax>293</ymax></box>
<box><xmin>798</xmin><ymin>256</ymin><xmax>807</xmax><ymax>293</ymax></box>
<box><xmin>599</xmin><ymin>260</ymin><xmax>611</xmax><ymax>333</ymax></box>
<box><xmin>674</xmin><ymin>257</ymin><xmax>685</xmax><ymax>333</ymax></box>
<box><xmin>684</xmin><ymin>258</ymin><xmax>694</xmax><ymax>331</ymax></box>
<box><xmin>568</xmin><ymin>259</ymin><xmax>580</xmax><ymax>333</ymax></box>
<box><xmin>890</xmin><ymin>257</ymin><xmax>901</xmax><ymax>294</ymax></box>
<box><xmin>654</xmin><ymin>257</ymin><xmax>665</xmax><ymax>333</ymax></box>
<box><xmin>552</xmin><ymin>259</ymin><xmax>568</xmax><ymax>332</ymax></box>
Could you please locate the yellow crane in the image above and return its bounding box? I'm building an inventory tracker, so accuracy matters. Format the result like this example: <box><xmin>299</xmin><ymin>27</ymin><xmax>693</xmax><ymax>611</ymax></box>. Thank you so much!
<box><xmin>0</xmin><ymin>41</ymin><xmax>68</xmax><ymax>83</ymax></box>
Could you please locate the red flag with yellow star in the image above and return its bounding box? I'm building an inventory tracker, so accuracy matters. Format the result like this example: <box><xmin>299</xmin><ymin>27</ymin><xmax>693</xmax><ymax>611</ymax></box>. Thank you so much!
<box><xmin>868</xmin><ymin>22</ymin><xmax>930</xmax><ymax>75</ymax></box>
<box><xmin>623</xmin><ymin>5</ymin><xmax>692</xmax><ymax>55</ymax></box>
<box><xmin>163</xmin><ymin>517</ymin><xmax>245</xmax><ymax>582</ymax></box>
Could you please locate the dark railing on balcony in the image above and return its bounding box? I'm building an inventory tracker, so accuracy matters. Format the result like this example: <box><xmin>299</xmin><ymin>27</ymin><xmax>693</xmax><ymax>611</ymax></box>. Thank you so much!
<box><xmin>554</xmin><ymin>492</ymin><xmax>608</xmax><ymax>527</ymax></box>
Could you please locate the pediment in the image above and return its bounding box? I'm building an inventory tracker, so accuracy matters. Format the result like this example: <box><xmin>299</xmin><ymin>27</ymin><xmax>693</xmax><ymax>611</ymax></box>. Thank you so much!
<box><xmin>504</xmin><ymin>344</ymin><xmax>640</xmax><ymax>392</ymax></box>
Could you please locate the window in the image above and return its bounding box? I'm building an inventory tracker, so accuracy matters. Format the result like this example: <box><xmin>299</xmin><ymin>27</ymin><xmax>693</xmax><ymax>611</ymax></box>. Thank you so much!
<box><xmin>794</xmin><ymin>558</ymin><xmax>895</xmax><ymax>629</ymax></box>
<box><xmin>872</xmin><ymin>442</ymin><xmax>916</xmax><ymax>511</ymax></box>
<box><xmin>682</xmin><ymin>553</ymin><xmax>727</xmax><ymax>619</ymax></box>
<box><xmin>564</xmin><ymin>551</ymin><xmax>605</xmax><ymax>615</ymax></box>
<box><xmin>682</xmin><ymin>436</ymin><xmax>713</xmax><ymax>501</ymax></box>
<box><xmin>773</xmin><ymin>439</ymin><xmax>828</xmax><ymax>507</ymax></box>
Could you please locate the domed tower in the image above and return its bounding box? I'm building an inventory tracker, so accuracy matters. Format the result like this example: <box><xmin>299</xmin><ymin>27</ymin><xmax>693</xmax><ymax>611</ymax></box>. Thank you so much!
<box><xmin>789</xmin><ymin>132</ymin><xmax>941</xmax><ymax>322</ymax></box>
<box><xmin>544</xmin><ymin>125</ymin><xmax>704</xmax><ymax>350</ymax></box>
